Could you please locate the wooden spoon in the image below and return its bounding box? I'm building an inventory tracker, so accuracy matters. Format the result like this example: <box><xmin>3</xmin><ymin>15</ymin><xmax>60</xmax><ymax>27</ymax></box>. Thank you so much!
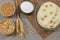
<box><xmin>15</xmin><ymin>0</ymin><xmax>24</xmax><ymax>36</ymax></box>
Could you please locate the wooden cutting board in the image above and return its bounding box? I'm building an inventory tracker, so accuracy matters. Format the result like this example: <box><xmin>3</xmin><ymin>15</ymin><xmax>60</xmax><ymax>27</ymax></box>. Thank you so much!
<box><xmin>18</xmin><ymin>0</ymin><xmax>60</xmax><ymax>39</ymax></box>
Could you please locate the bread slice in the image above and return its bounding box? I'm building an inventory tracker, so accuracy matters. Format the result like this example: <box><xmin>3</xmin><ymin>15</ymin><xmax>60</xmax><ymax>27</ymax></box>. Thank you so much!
<box><xmin>0</xmin><ymin>19</ymin><xmax>15</xmax><ymax>35</ymax></box>
<box><xmin>37</xmin><ymin>2</ymin><xmax>60</xmax><ymax>29</ymax></box>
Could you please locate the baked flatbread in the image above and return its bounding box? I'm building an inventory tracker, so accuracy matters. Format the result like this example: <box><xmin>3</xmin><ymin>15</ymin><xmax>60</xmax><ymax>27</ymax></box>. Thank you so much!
<box><xmin>0</xmin><ymin>2</ymin><xmax>15</xmax><ymax>17</ymax></box>
<box><xmin>37</xmin><ymin>2</ymin><xmax>60</xmax><ymax>29</ymax></box>
<box><xmin>0</xmin><ymin>19</ymin><xmax>15</xmax><ymax>35</ymax></box>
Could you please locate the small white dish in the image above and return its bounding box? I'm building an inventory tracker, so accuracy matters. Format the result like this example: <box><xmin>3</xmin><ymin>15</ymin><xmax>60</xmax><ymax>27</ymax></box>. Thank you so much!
<box><xmin>20</xmin><ymin>1</ymin><xmax>34</xmax><ymax>14</ymax></box>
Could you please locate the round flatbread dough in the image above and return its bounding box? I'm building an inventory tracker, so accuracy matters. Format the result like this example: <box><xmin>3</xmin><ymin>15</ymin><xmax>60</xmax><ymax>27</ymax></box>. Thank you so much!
<box><xmin>37</xmin><ymin>2</ymin><xmax>60</xmax><ymax>29</ymax></box>
<box><xmin>0</xmin><ymin>2</ymin><xmax>15</xmax><ymax>17</ymax></box>
<box><xmin>0</xmin><ymin>19</ymin><xmax>15</xmax><ymax>35</ymax></box>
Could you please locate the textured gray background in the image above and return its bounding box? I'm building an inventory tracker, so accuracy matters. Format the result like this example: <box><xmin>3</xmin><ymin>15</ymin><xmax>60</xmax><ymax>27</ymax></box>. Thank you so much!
<box><xmin>0</xmin><ymin>0</ymin><xmax>60</xmax><ymax>40</ymax></box>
